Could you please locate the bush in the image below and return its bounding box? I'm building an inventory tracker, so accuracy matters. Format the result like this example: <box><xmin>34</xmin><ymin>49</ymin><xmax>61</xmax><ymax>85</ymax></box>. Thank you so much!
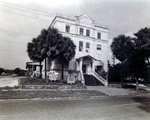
<box><xmin>0</xmin><ymin>68</ymin><xmax>4</xmax><ymax>75</ymax></box>
<box><xmin>14</xmin><ymin>68</ymin><xmax>27</xmax><ymax>76</ymax></box>
<box><xmin>108</xmin><ymin>64</ymin><xmax>121</xmax><ymax>82</ymax></box>
<box><xmin>14</xmin><ymin>68</ymin><xmax>21</xmax><ymax>75</ymax></box>
<box><xmin>18</xmin><ymin>71</ymin><xmax>25</xmax><ymax>76</ymax></box>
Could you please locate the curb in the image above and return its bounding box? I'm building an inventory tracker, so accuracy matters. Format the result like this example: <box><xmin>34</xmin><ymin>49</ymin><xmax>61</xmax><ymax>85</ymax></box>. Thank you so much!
<box><xmin>0</xmin><ymin>95</ymin><xmax>107</xmax><ymax>102</ymax></box>
<box><xmin>0</xmin><ymin>92</ymin><xmax>149</xmax><ymax>102</ymax></box>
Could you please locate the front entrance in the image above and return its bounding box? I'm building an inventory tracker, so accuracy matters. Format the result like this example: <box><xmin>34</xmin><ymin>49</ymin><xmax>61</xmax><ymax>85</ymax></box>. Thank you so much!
<box><xmin>82</xmin><ymin>65</ymin><xmax>86</xmax><ymax>73</ymax></box>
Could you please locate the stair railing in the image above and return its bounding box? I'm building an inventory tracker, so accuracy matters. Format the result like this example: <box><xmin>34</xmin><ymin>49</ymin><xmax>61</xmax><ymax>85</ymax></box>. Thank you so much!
<box><xmin>87</xmin><ymin>71</ymin><xmax>108</xmax><ymax>86</ymax></box>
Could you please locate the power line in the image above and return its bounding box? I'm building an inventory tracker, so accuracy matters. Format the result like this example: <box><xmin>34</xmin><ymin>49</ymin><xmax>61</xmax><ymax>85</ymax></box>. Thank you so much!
<box><xmin>0</xmin><ymin>9</ymin><xmax>53</xmax><ymax>22</ymax></box>
<box><xmin>0</xmin><ymin>3</ymin><xmax>51</xmax><ymax>17</ymax></box>
<box><xmin>0</xmin><ymin>38</ymin><xmax>26</xmax><ymax>45</ymax></box>
<box><xmin>0</xmin><ymin>29</ymin><xmax>37</xmax><ymax>36</ymax></box>
<box><xmin>0</xmin><ymin>48</ymin><xmax>26</xmax><ymax>54</ymax></box>
<box><xmin>0</xmin><ymin>1</ymin><xmax>130</xmax><ymax>34</ymax></box>
<box><xmin>0</xmin><ymin>1</ymin><xmax>55</xmax><ymax>16</ymax></box>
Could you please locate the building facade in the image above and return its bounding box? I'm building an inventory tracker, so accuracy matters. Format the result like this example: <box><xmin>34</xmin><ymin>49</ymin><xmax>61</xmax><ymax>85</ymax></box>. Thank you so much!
<box><xmin>27</xmin><ymin>14</ymin><xmax>109</xmax><ymax>86</ymax></box>
<box><xmin>43</xmin><ymin>14</ymin><xmax>109</xmax><ymax>86</ymax></box>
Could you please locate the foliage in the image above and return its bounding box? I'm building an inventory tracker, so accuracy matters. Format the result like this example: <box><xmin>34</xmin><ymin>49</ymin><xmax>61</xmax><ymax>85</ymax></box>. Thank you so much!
<box><xmin>108</xmin><ymin>63</ymin><xmax>121</xmax><ymax>82</ymax></box>
<box><xmin>0</xmin><ymin>68</ymin><xmax>4</xmax><ymax>75</ymax></box>
<box><xmin>110</xmin><ymin>27</ymin><xmax>150</xmax><ymax>90</ymax></box>
<box><xmin>56</xmin><ymin>37</ymin><xmax>76</xmax><ymax>80</ymax></box>
<box><xmin>42</xmin><ymin>28</ymin><xmax>63</xmax><ymax>59</ymax></box>
<box><xmin>27</xmin><ymin>29</ymin><xmax>49</xmax><ymax>77</ymax></box>
<box><xmin>14</xmin><ymin>68</ymin><xmax>21</xmax><ymax>74</ymax></box>
<box><xmin>27</xmin><ymin>27</ymin><xmax>76</xmax><ymax>80</ymax></box>
<box><xmin>14</xmin><ymin>68</ymin><xmax>26</xmax><ymax>76</ymax></box>
<box><xmin>111</xmin><ymin>34</ymin><xmax>134</xmax><ymax>62</ymax></box>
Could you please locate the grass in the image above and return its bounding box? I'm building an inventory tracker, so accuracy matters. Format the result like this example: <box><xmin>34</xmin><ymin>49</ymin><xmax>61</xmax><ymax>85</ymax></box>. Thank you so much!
<box><xmin>19</xmin><ymin>77</ymin><xmax>81</xmax><ymax>85</ymax></box>
<box><xmin>0</xmin><ymin>76</ymin><xmax>106</xmax><ymax>100</ymax></box>
<box><xmin>0</xmin><ymin>90</ymin><xmax>106</xmax><ymax>100</ymax></box>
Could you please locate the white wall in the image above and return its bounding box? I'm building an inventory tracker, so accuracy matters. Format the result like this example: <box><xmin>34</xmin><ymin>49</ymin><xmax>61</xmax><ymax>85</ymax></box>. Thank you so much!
<box><xmin>51</xmin><ymin>14</ymin><xmax>109</xmax><ymax>71</ymax></box>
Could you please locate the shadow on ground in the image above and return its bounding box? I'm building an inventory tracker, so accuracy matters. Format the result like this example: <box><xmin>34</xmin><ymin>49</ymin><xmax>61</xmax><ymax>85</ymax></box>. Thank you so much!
<box><xmin>132</xmin><ymin>97</ymin><xmax>150</xmax><ymax>113</ymax></box>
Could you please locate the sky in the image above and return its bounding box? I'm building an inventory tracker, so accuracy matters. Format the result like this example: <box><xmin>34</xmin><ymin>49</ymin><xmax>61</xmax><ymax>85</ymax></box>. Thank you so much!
<box><xmin>0</xmin><ymin>0</ymin><xmax>150</xmax><ymax>70</ymax></box>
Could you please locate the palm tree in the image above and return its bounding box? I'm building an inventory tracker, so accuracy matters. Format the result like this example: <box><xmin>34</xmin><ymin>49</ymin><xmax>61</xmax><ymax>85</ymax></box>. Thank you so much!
<box><xmin>27</xmin><ymin>38</ymin><xmax>45</xmax><ymax>77</ymax></box>
<box><xmin>111</xmin><ymin>35</ymin><xmax>134</xmax><ymax>84</ymax></box>
<box><xmin>58</xmin><ymin>37</ymin><xmax>76</xmax><ymax>80</ymax></box>
<box><xmin>27</xmin><ymin>27</ymin><xmax>76</xmax><ymax>81</ymax></box>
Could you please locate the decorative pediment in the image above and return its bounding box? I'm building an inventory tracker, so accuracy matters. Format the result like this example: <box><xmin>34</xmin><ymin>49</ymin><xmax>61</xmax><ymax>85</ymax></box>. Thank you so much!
<box><xmin>76</xmin><ymin>14</ymin><xmax>94</xmax><ymax>25</ymax></box>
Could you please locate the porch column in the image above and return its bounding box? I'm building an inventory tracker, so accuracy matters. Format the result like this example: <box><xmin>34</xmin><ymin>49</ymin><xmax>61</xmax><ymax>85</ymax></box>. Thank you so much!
<box><xmin>79</xmin><ymin>58</ymin><xmax>84</xmax><ymax>85</ymax></box>
<box><xmin>92</xmin><ymin>59</ymin><xmax>96</xmax><ymax>72</ymax></box>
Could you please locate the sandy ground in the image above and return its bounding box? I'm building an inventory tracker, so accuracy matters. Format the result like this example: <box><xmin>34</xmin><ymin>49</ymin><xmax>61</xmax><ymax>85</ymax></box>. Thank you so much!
<box><xmin>0</xmin><ymin>76</ymin><xmax>24</xmax><ymax>87</ymax></box>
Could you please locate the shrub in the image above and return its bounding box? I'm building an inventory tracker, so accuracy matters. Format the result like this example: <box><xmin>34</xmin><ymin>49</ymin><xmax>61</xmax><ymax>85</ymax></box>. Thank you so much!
<box><xmin>14</xmin><ymin>68</ymin><xmax>21</xmax><ymax>75</ymax></box>
<box><xmin>0</xmin><ymin>68</ymin><xmax>4</xmax><ymax>75</ymax></box>
<box><xmin>14</xmin><ymin>68</ymin><xmax>27</xmax><ymax>76</ymax></box>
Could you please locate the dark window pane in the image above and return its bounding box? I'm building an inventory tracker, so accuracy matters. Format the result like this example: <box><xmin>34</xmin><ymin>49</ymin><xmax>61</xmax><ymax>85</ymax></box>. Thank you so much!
<box><xmin>79</xmin><ymin>41</ymin><xmax>83</xmax><ymax>52</ymax></box>
<box><xmin>66</xmin><ymin>25</ymin><xmax>70</xmax><ymax>33</ymax></box>
<box><xmin>97</xmin><ymin>32</ymin><xmax>101</xmax><ymax>39</ymax></box>
<box><xmin>86</xmin><ymin>29</ymin><xmax>90</xmax><ymax>36</ymax></box>
<box><xmin>80</xmin><ymin>28</ymin><xmax>84</xmax><ymax>35</ymax></box>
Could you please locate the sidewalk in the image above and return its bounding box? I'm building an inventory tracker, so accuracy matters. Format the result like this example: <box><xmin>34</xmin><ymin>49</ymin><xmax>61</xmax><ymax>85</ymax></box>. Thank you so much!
<box><xmin>86</xmin><ymin>85</ymin><xmax>150</xmax><ymax>96</ymax></box>
<box><xmin>1</xmin><ymin>84</ymin><xmax>150</xmax><ymax>101</ymax></box>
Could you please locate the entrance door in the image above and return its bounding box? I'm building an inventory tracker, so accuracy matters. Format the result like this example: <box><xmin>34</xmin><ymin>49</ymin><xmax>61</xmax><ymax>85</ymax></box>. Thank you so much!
<box><xmin>82</xmin><ymin>65</ymin><xmax>86</xmax><ymax>73</ymax></box>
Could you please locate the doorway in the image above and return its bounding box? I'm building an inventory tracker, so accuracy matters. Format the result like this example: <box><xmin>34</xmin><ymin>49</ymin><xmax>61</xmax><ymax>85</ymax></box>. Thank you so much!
<box><xmin>82</xmin><ymin>65</ymin><xmax>86</xmax><ymax>73</ymax></box>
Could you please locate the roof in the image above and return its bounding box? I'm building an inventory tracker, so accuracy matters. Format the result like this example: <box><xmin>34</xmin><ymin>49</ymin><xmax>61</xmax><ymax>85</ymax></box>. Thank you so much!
<box><xmin>76</xmin><ymin>55</ymin><xmax>97</xmax><ymax>61</ymax></box>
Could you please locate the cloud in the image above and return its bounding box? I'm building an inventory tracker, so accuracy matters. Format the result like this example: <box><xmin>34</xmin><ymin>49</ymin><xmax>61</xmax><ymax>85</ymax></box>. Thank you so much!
<box><xmin>0</xmin><ymin>0</ymin><xmax>150</xmax><ymax>69</ymax></box>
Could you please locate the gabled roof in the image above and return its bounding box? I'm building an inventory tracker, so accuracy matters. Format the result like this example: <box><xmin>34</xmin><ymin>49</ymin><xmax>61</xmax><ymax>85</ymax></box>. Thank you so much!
<box><xmin>75</xmin><ymin>14</ymin><xmax>94</xmax><ymax>21</ymax></box>
<box><xmin>75</xmin><ymin>14</ymin><xmax>94</xmax><ymax>24</ymax></box>
<box><xmin>76</xmin><ymin>55</ymin><xmax>97</xmax><ymax>61</ymax></box>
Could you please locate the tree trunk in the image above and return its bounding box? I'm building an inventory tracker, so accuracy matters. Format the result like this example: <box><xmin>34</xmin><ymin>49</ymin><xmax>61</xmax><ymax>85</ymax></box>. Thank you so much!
<box><xmin>47</xmin><ymin>57</ymin><xmax>52</xmax><ymax>71</ymax></box>
<box><xmin>121</xmin><ymin>62</ymin><xmax>123</xmax><ymax>85</ymax></box>
<box><xmin>61</xmin><ymin>58</ymin><xmax>64</xmax><ymax>80</ymax></box>
<box><xmin>45</xmin><ymin>58</ymin><xmax>48</xmax><ymax>82</ymax></box>
<box><xmin>39</xmin><ymin>61</ymin><xmax>42</xmax><ymax>78</ymax></box>
<box><xmin>136</xmin><ymin>77</ymin><xmax>139</xmax><ymax>91</ymax></box>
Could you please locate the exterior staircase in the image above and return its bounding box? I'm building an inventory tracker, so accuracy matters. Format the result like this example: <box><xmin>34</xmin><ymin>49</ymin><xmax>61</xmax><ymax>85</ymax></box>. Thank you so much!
<box><xmin>84</xmin><ymin>71</ymin><xmax>108</xmax><ymax>86</ymax></box>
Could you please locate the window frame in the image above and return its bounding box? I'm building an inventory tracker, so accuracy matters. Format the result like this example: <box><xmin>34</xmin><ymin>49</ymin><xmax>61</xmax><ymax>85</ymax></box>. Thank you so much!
<box><xmin>86</xmin><ymin>29</ymin><xmax>90</xmax><ymax>37</ymax></box>
<box><xmin>79</xmin><ymin>41</ymin><xmax>83</xmax><ymax>52</ymax></box>
<box><xmin>79</xmin><ymin>28</ymin><xmax>84</xmax><ymax>35</ymax></box>
<box><xmin>97</xmin><ymin>32</ymin><xmax>101</xmax><ymax>39</ymax></box>
<box><xmin>97</xmin><ymin>44</ymin><xmax>102</xmax><ymax>50</ymax></box>
<box><xmin>86</xmin><ymin>42</ymin><xmax>90</xmax><ymax>53</ymax></box>
<box><xmin>65</xmin><ymin>25</ymin><xmax>70</xmax><ymax>33</ymax></box>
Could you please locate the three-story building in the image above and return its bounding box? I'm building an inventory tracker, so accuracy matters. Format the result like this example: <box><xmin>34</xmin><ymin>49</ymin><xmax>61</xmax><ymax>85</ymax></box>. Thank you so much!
<box><xmin>42</xmin><ymin>14</ymin><xmax>109</xmax><ymax>86</ymax></box>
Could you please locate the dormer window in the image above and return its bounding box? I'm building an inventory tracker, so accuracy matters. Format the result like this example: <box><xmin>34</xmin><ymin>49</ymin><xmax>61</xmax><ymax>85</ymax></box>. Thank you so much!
<box><xmin>86</xmin><ymin>29</ymin><xmax>90</xmax><ymax>37</ymax></box>
<box><xmin>65</xmin><ymin>25</ymin><xmax>70</xmax><ymax>33</ymax></box>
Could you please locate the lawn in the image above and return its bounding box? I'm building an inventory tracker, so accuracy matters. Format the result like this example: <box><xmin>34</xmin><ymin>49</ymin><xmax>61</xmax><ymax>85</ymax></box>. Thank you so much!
<box><xmin>0</xmin><ymin>90</ymin><xmax>106</xmax><ymax>100</ymax></box>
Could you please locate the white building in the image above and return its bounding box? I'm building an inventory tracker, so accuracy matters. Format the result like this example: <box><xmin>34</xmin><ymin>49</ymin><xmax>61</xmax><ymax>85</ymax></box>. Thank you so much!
<box><xmin>28</xmin><ymin>14</ymin><xmax>109</xmax><ymax>86</ymax></box>
<box><xmin>42</xmin><ymin>14</ymin><xmax>109</xmax><ymax>86</ymax></box>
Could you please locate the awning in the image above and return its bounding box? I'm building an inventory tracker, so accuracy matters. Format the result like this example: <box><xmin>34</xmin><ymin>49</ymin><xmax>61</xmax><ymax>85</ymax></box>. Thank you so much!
<box><xmin>26</xmin><ymin>62</ymin><xmax>41</xmax><ymax>66</ymax></box>
<box><xmin>95</xmin><ymin>60</ymin><xmax>104</xmax><ymax>66</ymax></box>
<box><xmin>76</xmin><ymin>55</ymin><xmax>97</xmax><ymax>61</ymax></box>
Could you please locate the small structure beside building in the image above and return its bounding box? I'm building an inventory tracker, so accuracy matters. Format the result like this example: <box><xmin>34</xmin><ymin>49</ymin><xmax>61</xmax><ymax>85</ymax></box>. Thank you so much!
<box><xmin>26</xmin><ymin>62</ymin><xmax>42</xmax><ymax>77</ymax></box>
<box><xmin>26</xmin><ymin>14</ymin><xmax>109</xmax><ymax>86</ymax></box>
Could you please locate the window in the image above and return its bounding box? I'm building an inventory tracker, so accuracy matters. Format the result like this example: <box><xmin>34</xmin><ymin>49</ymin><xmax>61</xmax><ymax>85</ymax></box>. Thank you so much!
<box><xmin>65</xmin><ymin>25</ymin><xmax>70</xmax><ymax>33</ymax></box>
<box><xmin>79</xmin><ymin>41</ymin><xmax>83</xmax><ymax>52</ymax></box>
<box><xmin>86</xmin><ymin>42</ymin><xmax>90</xmax><ymax>53</ymax></box>
<box><xmin>97</xmin><ymin>44</ymin><xmax>102</xmax><ymax>54</ymax></box>
<box><xmin>97</xmin><ymin>44</ymin><xmax>101</xmax><ymax>50</ymax></box>
<box><xmin>86</xmin><ymin>29</ymin><xmax>90</xmax><ymax>37</ymax></box>
<box><xmin>97</xmin><ymin>32</ymin><xmax>101</xmax><ymax>39</ymax></box>
<box><xmin>80</xmin><ymin>28</ymin><xmax>84</xmax><ymax>35</ymax></box>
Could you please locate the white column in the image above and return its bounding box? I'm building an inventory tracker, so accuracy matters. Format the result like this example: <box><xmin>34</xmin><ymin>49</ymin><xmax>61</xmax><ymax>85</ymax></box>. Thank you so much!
<box><xmin>79</xmin><ymin>58</ymin><xmax>85</xmax><ymax>85</ymax></box>
<box><xmin>92</xmin><ymin>59</ymin><xmax>95</xmax><ymax>72</ymax></box>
